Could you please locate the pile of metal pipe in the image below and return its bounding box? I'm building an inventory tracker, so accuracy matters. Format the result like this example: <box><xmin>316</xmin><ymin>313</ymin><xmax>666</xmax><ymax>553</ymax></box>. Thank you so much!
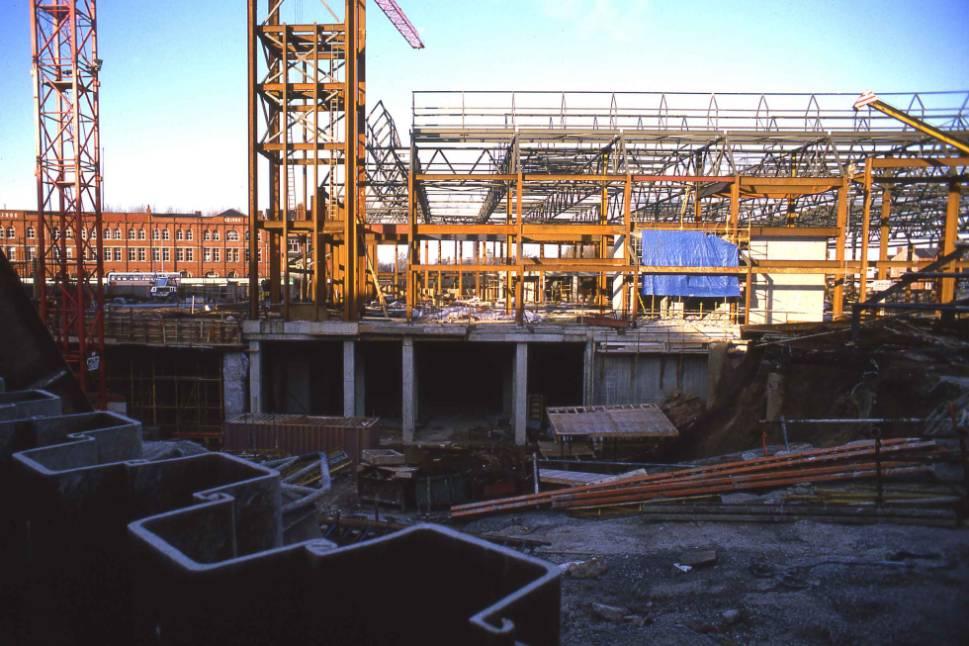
<box><xmin>450</xmin><ymin>438</ymin><xmax>949</xmax><ymax>519</ymax></box>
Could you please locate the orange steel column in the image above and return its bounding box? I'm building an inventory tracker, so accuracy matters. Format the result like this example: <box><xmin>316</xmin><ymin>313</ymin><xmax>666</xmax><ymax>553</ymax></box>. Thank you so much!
<box><xmin>505</xmin><ymin>185</ymin><xmax>513</xmax><ymax>313</ymax></box>
<box><xmin>729</xmin><ymin>176</ymin><xmax>740</xmax><ymax>239</ymax></box>
<box><xmin>343</xmin><ymin>0</ymin><xmax>366</xmax><ymax>321</ymax></box>
<box><xmin>516</xmin><ymin>172</ymin><xmax>524</xmax><ymax>322</ymax></box>
<box><xmin>247</xmin><ymin>0</ymin><xmax>259</xmax><ymax>318</ymax></box>
<box><xmin>281</xmin><ymin>26</ymin><xmax>291</xmax><ymax>319</ymax></box>
<box><xmin>622</xmin><ymin>174</ymin><xmax>632</xmax><ymax>318</ymax></box>
<box><xmin>832</xmin><ymin>174</ymin><xmax>849</xmax><ymax>318</ymax></box>
<box><xmin>940</xmin><ymin>180</ymin><xmax>961</xmax><ymax>304</ymax></box>
<box><xmin>878</xmin><ymin>185</ymin><xmax>892</xmax><ymax>281</ymax></box>
<box><xmin>599</xmin><ymin>179</ymin><xmax>608</xmax><ymax>309</ymax></box>
<box><xmin>406</xmin><ymin>167</ymin><xmax>416</xmax><ymax>320</ymax></box>
<box><xmin>859</xmin><ymin>159</ymin><xmax>873</xmax><ymax>303</ymax></box>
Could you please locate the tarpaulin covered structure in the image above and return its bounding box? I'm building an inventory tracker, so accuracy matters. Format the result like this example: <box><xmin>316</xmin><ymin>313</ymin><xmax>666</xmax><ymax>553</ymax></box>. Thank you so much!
<box><xmin>640</xmin><ymin>231</ymin><xmax>740</xmax><ymax>297</ymax></box>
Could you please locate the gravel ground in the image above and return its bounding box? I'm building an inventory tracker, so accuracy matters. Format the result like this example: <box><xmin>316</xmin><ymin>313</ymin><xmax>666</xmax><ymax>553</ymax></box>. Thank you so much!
<box><xmin>459</xmin><ymin>512</ymin><xmax>969</xmax><ymax>645</ymax></box>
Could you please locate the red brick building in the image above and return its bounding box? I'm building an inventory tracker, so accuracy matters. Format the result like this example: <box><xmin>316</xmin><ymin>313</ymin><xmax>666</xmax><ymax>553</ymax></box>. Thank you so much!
<box><xmin>0</xmin><ymin>208</ymin><xmax>270</xmax><ymax>278</ymax></box>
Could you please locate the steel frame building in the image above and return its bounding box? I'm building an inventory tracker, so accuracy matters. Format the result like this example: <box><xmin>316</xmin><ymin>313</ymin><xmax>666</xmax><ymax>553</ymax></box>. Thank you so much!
<box><xmin>247</xmin><ymin>7</ymin><xmax>968</xmax><ymax>327</ymax></box>
<box><xmin>389</xmin><ymin>91</ymin><xmax>968</xmax><ymax>323</ymax></box>
<box><xmin>30</xmin><ymin>0</ymin><xmax>105</xmax><ymax>404</ymax></box>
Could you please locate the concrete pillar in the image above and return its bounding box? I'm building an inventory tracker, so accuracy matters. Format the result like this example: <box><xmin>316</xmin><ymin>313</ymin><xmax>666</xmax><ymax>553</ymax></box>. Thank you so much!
<box><xmin>223</xmin><ymin>351</ymin><xmax>249</xmax><ymax>420</ymax></box>
<box><xmin>342</xmin><ymin>340</ymin><xmax>356</xmax><ymax>417</ymax></box>
<box><xmin>513</xmin><ymin>342</ymin><xmax>528</xmax><ymax>446</ymax></box>
<box><xmin>248</xmin><ymin>340</ymin><xmax>263</xmax><ymax>414</ymax></box>
<box><xmin>582</xmin><ymin>338</ymin><xmax>595</xmax><ymax>405</ymax></box>
<box><xmin>402</xmin><ymin>337</ymin><xmax>416</xmax><ymax>444</ymax></box>
<box><xmin>354</xmin><ymin>347</ymin><xmax>365</xmax><ymax>416</ymax></box>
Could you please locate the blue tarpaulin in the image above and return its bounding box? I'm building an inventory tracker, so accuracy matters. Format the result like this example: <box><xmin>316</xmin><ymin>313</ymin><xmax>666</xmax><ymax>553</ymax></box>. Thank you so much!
<box><xmin>640</xmin><ymin>230</ymin><xmax>740</xmax><ymax>297</ymax></box>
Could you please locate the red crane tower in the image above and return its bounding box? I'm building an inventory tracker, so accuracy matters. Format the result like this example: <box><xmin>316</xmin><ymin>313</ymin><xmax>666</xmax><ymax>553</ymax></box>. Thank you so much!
<box><xmin>30</xmin><ymin>0</ymin><xmax>106</xmax><ymax>406</ymax></box>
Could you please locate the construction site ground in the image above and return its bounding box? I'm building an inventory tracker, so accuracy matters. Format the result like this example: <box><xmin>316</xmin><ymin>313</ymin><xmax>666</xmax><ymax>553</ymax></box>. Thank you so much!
<box><xmin>457</xmin><ymin>511</ymin><xmax>969</xmax><ymax>645</ymax></box>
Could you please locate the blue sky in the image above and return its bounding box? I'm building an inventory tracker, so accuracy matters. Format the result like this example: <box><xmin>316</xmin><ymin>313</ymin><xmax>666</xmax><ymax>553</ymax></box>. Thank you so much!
<box><xmin>1</xmin><ymin>0</ymin><xmax>967</xmax><ymax>212</ymax></box>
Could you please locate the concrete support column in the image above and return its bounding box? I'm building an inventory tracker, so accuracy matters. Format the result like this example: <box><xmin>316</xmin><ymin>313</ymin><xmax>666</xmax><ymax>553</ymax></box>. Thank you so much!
<box><xmin>223</xmin><ymin>351</ymin><xmax>249</xmax><ymax>420</ymax></box>
<box><xmin>513</xmin><ymin>342</ymin><xmax>528</xmax><ymax>446</ymax></box>
<box><xmin>343</xmin><ymin>341</ymin><xmax>358</xmax><ymax>417</ymax></box>
<box><xmin>582</xmin><ymin>338</ymin><xmax>595</xmax><ymax>405</ymax></box>
<box><xmin>402</xmin><ymin>337</ymin><xmax>416</xmax><ymax>444</ymax></box>
<box><xmin>248</xmin><ymin>340</ymin><xmax>263</xmax><ymax>414</ymax></box>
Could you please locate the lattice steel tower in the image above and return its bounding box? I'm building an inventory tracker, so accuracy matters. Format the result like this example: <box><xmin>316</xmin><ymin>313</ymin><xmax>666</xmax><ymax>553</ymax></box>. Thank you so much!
<box><xmin>30</xmin><ymin>0</ymin><xmax>106</xmax><ymax>405</ymax></box>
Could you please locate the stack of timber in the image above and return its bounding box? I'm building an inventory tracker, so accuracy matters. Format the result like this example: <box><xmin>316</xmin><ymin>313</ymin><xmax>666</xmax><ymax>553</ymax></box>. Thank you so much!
<box><xmin>103</xmin><ymin>309</ymin><xmax>243</xmax><ymax>346</ymax></box>
<box><xmin>451</xmin><ymin>438</ymin><xmax>962</xmax><ymax>524</ymax></box>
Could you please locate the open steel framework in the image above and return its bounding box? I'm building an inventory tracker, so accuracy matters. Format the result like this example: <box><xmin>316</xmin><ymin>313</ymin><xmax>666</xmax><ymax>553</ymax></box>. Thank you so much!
<box><xmin>249</xmin><ymin>51</ymin><xmax>968</xmax><ymax>323</ymax></box>
<box><xmin>30</xmin><ymin>0</ymin><xmax>105</xmax><ymax>404</ymax></box>
<box><xmin>380</xmin><ymin>91</ymin><xmax>967</xmax><ymax>322</ymax></box>
<box><xmin>249</xmin><ymin>0</ymin><xmax>368</xmax><ymax>322</ymax></box>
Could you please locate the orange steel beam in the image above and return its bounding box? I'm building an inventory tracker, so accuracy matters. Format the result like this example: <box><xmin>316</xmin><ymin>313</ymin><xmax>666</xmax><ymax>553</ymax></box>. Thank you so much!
<box><xmin>871</xmin><ymin>156</ymin><xmax>969</xmax><ymax>169</ymax></box>
<box><xmin>855</xmin><ymin>92</ymin><xmax>969</xmax><ymax>155</ymax></box>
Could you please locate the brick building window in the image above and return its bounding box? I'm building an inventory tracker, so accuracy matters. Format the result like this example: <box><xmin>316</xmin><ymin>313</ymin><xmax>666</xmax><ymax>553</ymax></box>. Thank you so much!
<box><xmin>152</xmin><ymin>228</ymin><xmax>160</xmax><ymax>240</ymax></box>
<box><xmin>227</xmin><ymin>230</ymin><xmax>239</xmax><ymax>241</ymax></box>
<box><xmin>128</xmin><ymin>228</ymin><xmax>136</xmax><ymax>240</ymax></box>
<box><xmin>214</xmin><ymin>230</ymin><xmax>220</xmax><ymax>241</ymax></box>
<box><xmin>186</xmin><ymin>229</ymin><xmax>194</xmax><ymax>241</ymax></box>
<box><xmin>176</xmin><ymin>249</ymin><xmax>184</xmax><ymax>261</ymax></box>
<box><xmin>204</xmin><ymin>248</ymin><xmax>212</xmax><ymax>262</ymax></box>
<box><xmin>113</xmin><ymin>228</ymin><xmax>122</xmax><ymax>240</ymax></box>
<box><xmin>138</xmin><ymin>229</ymin><xmax>146</xmax><ymax>240</ymax></box>
<box><xmin>213</xmin><ymin>248</ymin><xmax>220</xmax><ymax>262</ymax></box>
<box><xmin>5</xmin><ymin>247</ymin><xmax>15</xmax><ymax>260</ymax></box>
<box><xmin>113</xmin><ymin>248</ymin><xmax>122</xmax><ymax>261</ymax></box>
<box><xmin>27</xmin><ymin>226</ymin><xmax>36</xmax><ymax>239</ymax></box>
<box><xmin>26</xmin><ymin>247</ymin><xmax>36</xmax><ymax>261</ymax></box>
<box><xmin>203</xmin><ymin>230</ymin><xmax>210</xmax><ymax>241</ymax></box>
<box><xmin>138</xmin><ymin>248</ymin><xmax>146</xmax><ymax>261</ymax></box>
<box><xmin>186</xmin><ymin>248</ymin><xmax>194</xmax><ymax>261</ymax></box>
<box><xmin>152</xmin><ymin>248</ymin><xmax>160</xmax><ymax>261</ymax></box>
<box><xmin>176</xmin><ymin>229</ymin><xmax>184</xmax><ymax>241</ymax></box>
<box><xmin>163</xmin><ymin>248</ymin><xmax>171</xmax><ymax>262</ymax></box>
<box><xmin>128</xmin><ymin>248</ymin><xmax>136</xmax><ymax>261</ymax></box>
<box><xmin>81</xmin><ymin>228</ymin><xmax>87</xmax><ymax>240</ymax></box>
<box><xmin>162</xmin><ymin>228</ymin><xmax>170</xmax><ymax>240</ymax></box>
<box><xmin>6</xmin><ymin>227</ymin><xmax>15</xmax><ymax>238</ymax></box>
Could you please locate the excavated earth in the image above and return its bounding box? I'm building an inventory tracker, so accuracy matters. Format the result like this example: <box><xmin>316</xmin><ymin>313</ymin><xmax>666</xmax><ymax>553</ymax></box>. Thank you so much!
<box><xmin>459</xmin><ymin>512</ymin><xmax>969</xmax><ymax>645</ymax></box>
